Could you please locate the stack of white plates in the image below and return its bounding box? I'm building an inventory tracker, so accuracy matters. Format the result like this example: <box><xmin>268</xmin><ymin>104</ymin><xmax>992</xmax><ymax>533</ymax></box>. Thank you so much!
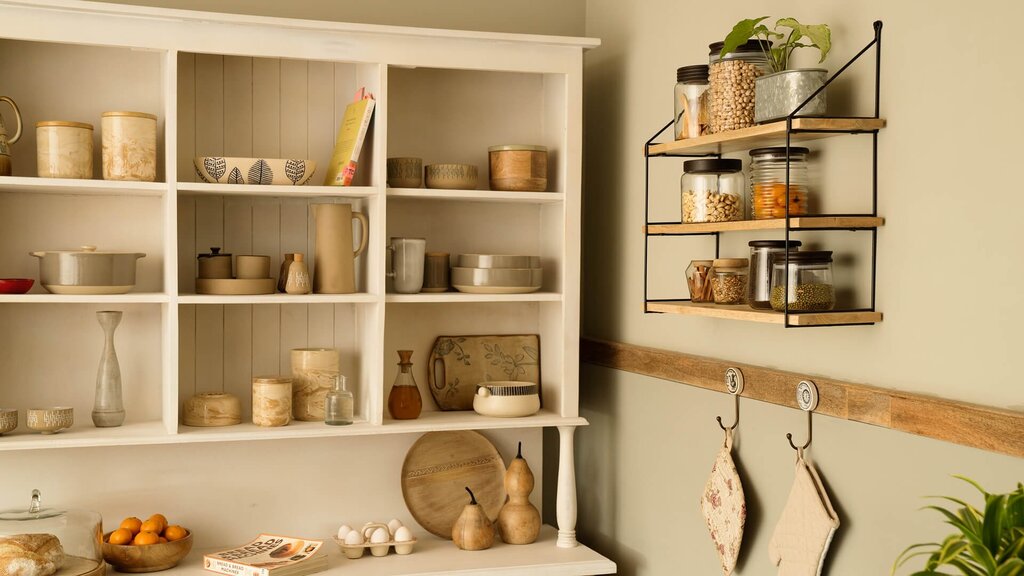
<box><xmin>452</xmin><ymin>254</ymin><xmax>542</xmax><ymax>294</ymax></box>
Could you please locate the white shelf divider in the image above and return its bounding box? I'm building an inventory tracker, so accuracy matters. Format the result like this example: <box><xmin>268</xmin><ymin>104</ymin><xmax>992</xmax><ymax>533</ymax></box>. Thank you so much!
<box><xmin>178</xmin><ymin>293</ymin><xmax>380</xmax><ymax>305</ymax></box>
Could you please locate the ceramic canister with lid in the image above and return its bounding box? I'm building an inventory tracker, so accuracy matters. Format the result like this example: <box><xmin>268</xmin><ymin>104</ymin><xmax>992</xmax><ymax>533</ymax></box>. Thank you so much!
<box><xmin>197</xmin><ymin>247</ymin><xmax>232</xmax><ymax>279</ymax></box>
<box><xmin>101</xmin><ymin>111</ymin><xmax>157</xmax><ymax>182</ymax></box>
<box><xmin>252</xmin><ymin>376</ymin><xmax>292</xmax><ymax>426</ymax></box>
<box><xmin>488</xmin><ymin>145</ymin><xmax>548</xmax><ymax>192</ymax></box>
<box><xmin>36</xmin><ymin>121</ymin><xmax>93</xmax><ymax>179</ymax></box>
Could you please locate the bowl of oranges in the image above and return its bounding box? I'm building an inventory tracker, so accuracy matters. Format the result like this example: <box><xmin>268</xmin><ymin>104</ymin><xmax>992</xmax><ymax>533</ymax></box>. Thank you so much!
<box><xmin>102</xmin><ymin>514</ymin><xmax>192</xmax><ymax>573</ymax></box>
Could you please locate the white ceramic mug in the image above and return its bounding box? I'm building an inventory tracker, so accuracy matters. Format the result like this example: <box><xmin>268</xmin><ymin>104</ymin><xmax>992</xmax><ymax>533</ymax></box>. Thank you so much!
<box><xmin>387</xmin><ymin>238</ymin><xmax>426</xmax><ymax>294</ymax></box>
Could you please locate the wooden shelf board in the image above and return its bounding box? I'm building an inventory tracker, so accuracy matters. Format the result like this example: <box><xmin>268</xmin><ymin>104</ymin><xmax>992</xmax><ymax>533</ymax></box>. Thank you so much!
<box><xmin>0</xmin><ymin>293</ymin><xmax>169</xmax><ymax>304</ymax></box>
<box><xmin>646</xmin><ymin>300</ymin><xmax>882</xmax><ymax>326</ymax></box>
<box><xmin>180</xmin><ymin>525</ymin><xmax>614</xmax><ymax>576</ymax></box>
<box><xmin>177</xmin><ymin>182</ymin><xmax>378</xmax><ymax>198</ymax></box>
<box><xmin>0</xmin><ymin>176</ymin><xmax>167</xmax><ymax>197</ymax></box>
<box><xmin>0</xmin><ymin>412</ymin><xmax>587</xmax><ymax>452</ymax></box>
<box><xmin>646</xmin><ymin>216</ymin><xmax>884</xmax><ymax>234</ymax></box>
<box><xmin>177</xmin><ymin>293</ymin><xmax>379</xmax><ymax>305</ymax></box>
<box><xmin>386</xmin><ymin>292</ymin><xmax>561</xmax><ymax>303</ymax></box>
<box><xmin>388</xmin><ymin>187</ymin><xmax>564</xmax><ymax>203</ymax></box>
<box><xmin>647</xmin><ymin>117</ymin><xmax>886</xmax><ymax>156</ymax></box>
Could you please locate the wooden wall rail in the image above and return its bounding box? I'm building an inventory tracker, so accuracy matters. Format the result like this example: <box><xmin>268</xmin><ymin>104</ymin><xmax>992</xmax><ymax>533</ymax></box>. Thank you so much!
<box><xmin>580</xmin><ymin>338</ymin><xmax>1024</xmax><ymax>458</ymax></box>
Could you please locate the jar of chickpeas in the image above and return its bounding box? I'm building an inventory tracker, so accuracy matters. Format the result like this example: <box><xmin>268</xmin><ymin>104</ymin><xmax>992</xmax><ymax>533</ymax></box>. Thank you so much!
<box><xmin>749</xmin><ymin>147</ymin><xmax>810</xmax><ymax>219</ymax></box>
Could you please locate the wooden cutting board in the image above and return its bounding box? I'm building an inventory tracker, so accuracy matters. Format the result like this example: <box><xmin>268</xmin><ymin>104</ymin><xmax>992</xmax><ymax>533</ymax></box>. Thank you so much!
<box><xmin>428</xmin><ymin>334</ymin><xmax>541</xmax><ymax>410</ymax></box>
<box><xmin>401</xmin><ymin>431</ymin><xmax>506</xmax><ymax>539</ymax></box>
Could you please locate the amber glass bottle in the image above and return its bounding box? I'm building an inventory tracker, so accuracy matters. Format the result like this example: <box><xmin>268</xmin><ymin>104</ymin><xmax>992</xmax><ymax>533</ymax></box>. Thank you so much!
<box><xmin>387</xmin><ymin>350</ymin><xmax>422</xmax><ymax>419</ymax></box>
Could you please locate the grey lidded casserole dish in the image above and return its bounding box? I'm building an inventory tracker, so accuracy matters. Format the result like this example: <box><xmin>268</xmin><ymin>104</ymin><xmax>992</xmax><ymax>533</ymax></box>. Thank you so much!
<box><xmin>30</xmin><ymin>245</ymin><xmax>146</xmax><ymax>294</ymax></box>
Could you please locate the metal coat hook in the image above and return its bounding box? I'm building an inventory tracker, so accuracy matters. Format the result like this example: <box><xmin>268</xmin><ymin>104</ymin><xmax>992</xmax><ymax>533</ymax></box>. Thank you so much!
<box><xmin>717</xmin><ymin>368</ymin><xmax>744</xmax><ymax>431</ymax></box>
<box><xmin>787</xmin><ymin>380</ymin><xmax>819</xmax><ymax>451</ymax></box>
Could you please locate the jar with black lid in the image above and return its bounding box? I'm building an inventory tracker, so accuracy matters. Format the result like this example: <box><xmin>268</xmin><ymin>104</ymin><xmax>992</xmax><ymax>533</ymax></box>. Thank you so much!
<box><xmin>680</xmin><ymin>158</ymin><xmax>744</xmax><ymax>223</ymax></box>
<box><xmin>750</xmin><ymin>147</ymin><xmax>810</xmax><ymax>219</ymax></box>
<box><xmin>707</xmin><ymin>40</ymin><xmax>772</xmax><ymax>134</ymax></box>
<box><xmin>748</xmin><ymin>240</ymin><xmax>801</xmax><ymax>309</ymax></box>
<box><xmin>770</xmin><ymin>250</ymin><xmax>835</xmax><ymax>312</ymax></box>
<box><xmin>674</xmin><ymin>65</ymin><xmax>709</xmax><ymax>140</ymax></box>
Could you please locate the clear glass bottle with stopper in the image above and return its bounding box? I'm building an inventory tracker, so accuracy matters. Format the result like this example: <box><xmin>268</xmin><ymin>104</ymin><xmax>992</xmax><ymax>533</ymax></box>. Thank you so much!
<box><xmin>324</xmin><ymin>374</ymin><xmax>353</xmax><ymax>426</ymax></box>
<box><xmin>387</xmin><ymin>350</ymin><xmax>422</xmax><ymax>420</ymax></box>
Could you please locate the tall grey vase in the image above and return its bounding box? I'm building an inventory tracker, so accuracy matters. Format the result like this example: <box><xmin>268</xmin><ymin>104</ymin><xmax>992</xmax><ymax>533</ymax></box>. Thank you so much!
<box><xmin>93</xmin><ymin>311</ymin><xmax>125</xmax><ymax>427</ymax></box>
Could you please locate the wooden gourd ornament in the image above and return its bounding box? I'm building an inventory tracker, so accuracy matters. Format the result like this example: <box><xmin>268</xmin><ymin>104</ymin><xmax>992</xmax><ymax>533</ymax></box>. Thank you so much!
<box><xmin>497</xmin><ymin>442</ymin><xmax>541</xmax><ymax>544</ymax></box>
<box><xmin>451</xmin><ymin>486</ymin><xmax>495</xmax><ymax>551</ymax></box>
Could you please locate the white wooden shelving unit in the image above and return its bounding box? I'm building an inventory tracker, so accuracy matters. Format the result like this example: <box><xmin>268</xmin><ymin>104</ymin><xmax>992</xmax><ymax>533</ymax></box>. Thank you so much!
<box><xmin>0</xmin><ymin>1</ymin><xmax>612</xmax><ymax>573</ymax></box>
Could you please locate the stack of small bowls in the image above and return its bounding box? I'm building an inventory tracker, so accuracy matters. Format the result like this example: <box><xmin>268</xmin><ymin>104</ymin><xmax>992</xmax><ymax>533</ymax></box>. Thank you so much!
<box><xmin>451</xmin><ymin>254</ymin><xmax>542</xmax><ymax>294</ymax></box>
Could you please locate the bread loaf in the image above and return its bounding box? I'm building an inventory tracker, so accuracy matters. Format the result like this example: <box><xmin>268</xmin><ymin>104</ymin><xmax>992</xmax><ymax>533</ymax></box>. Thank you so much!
<box><xmin>0</xmin><ymin>534</ymin><xmax>63</xmax><ymax>576</ymax></box>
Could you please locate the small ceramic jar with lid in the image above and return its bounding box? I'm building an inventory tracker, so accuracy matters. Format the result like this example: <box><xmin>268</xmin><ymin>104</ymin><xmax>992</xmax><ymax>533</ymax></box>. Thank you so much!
<box><xmin>197</xmin><ymin>247</ymin><xmax>232</xmax><ymax>279</ymax></box>
<box><xmin>183</xmin><ymin>392</ymin><xmax>241</xmax><ymax>427</ymax></box>
<box><xmin>101</xmin><ymin>111</ymin><xmax>157</xmax><ymax>182</ymax></box>
<box><xmin>710</xmin><ymin>258</ymin><xmax>749</xmax><ymax>305</ymax></box>
<box><xmin>487</xmin><ymin>145</ymin><xmax>548</xmax><ymax>192</ymax></box>
<box><xmin>252</xmin><ymin>376</ymin><xmax>292</xmax><ymax>427</ymax></box>
<box><xmin>36</xmin><ymin>121</ymin><xmax>93</xmax><ymax>179</ymax></box>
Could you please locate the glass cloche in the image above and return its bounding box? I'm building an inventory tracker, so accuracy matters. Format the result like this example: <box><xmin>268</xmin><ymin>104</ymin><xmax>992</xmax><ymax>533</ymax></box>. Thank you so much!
<box><xmin>0</xmin><ymin>490</ymin><xmax>104</xmax><ymax>576</ymax></box>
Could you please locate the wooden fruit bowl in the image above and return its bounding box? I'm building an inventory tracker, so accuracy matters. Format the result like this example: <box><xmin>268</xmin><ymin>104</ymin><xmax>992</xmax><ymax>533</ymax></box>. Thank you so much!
<box><xmin>101</xmin><ymin>531</ymin><xmax>193</xmax><ymax>573</ymax></box>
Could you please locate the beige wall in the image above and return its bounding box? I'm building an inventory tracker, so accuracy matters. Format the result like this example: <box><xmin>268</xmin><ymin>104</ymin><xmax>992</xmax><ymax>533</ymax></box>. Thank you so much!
<box><xmin>579</xmin><ymin>0</ymin><xmax>1024</xmax><ymax>574</ymax></box>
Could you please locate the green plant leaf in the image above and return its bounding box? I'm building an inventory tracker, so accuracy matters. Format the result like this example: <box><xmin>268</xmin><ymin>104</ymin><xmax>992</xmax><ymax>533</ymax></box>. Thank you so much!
<box><xmin>984</xmin><ymin>495</ymin><xmax>1010</xmax><ymax>553</ymax></box>
<box><xmin>956</xmin><ymin>475</ymin><xmax>992</xmax><ymax>499</ymax></box>
<box><xmin>925</xmin><ymin>505</ymin><xmax>984</xmax><ymax>544</ymax></box>
<box><xmin>894</xmin><ymin>543</ymin><xmax>942</xmax><ymax>575</ymax></box>
<box><xmin>995</xmin><ymin>559</ymin><xmax>1024</xmax><ymax>576</ymax></box>
<box><xmin>967</xmin><ymin>542</ymin><xmax>998</xmax><ymax>573</ymax></box>
<box><xmin>720</xmin><ymin>17</ymin><xmax>769</xmax><ymax>60</ymax></box>
<box><xmin>947</xmin><ymin>557</ymin><xmax>988</xmax><ymax>576</ymax></box>
<box><xmin>938</xmin><ymin>539</ymin><xmax>971</xmax><ymax>563</ymax></box>
<box><xmin>774</xmin><ymin>17</ymin><xmax>831</xmax><ymax>65</ymax></box>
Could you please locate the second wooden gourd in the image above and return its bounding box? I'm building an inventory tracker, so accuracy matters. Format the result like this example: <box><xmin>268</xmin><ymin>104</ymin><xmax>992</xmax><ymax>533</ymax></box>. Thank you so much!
<box><xmin>497</xmin><ymin>442</ymin><xmax>541</xmax><ymax>544</ymax></box>
<box><xmin>452</xmin><ymin>487</ymin><xmax>495</xmax><ymax>551</ymax></box>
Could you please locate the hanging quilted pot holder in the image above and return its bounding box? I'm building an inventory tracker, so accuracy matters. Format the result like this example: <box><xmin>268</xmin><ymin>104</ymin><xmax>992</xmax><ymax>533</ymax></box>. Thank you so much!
<box><xmin>700</xmin><ymin>428</ymin><xmax>746</xmax><ymax>575</ymax></box>
<box><xmin>768</xmin><ymin>449</ymin><xmax>840</xmax><ymax>576</ymax></box>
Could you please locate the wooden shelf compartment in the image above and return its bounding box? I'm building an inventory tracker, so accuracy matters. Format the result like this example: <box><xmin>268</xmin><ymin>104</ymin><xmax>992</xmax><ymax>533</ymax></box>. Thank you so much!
<box><xmin>645</xmin><ymin>216</ymin><xmax>884</xmax><ymax>235</ymax></box>
<box><xmin>178</xmin><ymin>183</ymin><xmax>378</xmax><ymax>199</ymax></box>
<box><xmin>388</xmin><ymin>188</ymin><xmax>564</xmax><ymax>204</ymax></box>
<box><xmin>646</xmin><ymin>300</ymin><xmax>882</xmax><ymax>326</ymax></box>
<box><xmin>647</xmin><ymin>118</ymin><xmax>886</xmax><ymax>156</ymax></box>
<box><xmin>180</xmin><ymin>525</ymin><xmax>614</xmax><ymax>576</ymax></box>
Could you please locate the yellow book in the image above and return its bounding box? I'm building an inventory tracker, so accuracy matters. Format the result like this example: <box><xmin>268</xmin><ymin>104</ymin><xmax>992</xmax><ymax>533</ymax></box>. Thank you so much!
<box><xmin>323</xmin><ymin>90</ymin><xmax>375</xmax><ymax>186</ymax></box>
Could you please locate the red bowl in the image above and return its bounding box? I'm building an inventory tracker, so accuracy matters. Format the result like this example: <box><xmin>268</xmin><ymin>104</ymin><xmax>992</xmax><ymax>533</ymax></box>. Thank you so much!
<box><xmin>0</xmin><ymin>279</ymin><xmax>34</xmax><ymax>294</ymax></box>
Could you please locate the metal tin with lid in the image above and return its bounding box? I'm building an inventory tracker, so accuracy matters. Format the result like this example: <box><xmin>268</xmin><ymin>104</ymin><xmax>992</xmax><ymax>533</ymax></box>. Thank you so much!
<box><xmin>748</xmin><ymin>240</ymin><xmax>802</xmax><ymax>309</ymax></box>
<box><xmin>681</xmin><ymin>159</ymin><xmax>745</xmax><ymax>223</ymax></box>
<box><xmin>0</xmin><ymin>489</ymin><xmax>104</xmax><ymax>576</ymax></box>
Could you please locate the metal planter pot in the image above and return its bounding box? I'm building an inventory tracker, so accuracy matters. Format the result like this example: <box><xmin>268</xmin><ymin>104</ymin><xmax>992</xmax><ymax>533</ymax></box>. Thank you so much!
<box><xmin>754</xmin><ymin>68</ymin><xmax>827</xmax><ymax>124</ymax></box>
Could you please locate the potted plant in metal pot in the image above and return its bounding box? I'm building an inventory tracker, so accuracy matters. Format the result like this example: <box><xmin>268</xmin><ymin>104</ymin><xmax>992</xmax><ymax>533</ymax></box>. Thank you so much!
<box><xmin>891</xmin><ymin>476</ymin><xmax>1024</xmax><ymax>575</ymax></box>
<box><xmin>720</xmin><ymin>17</ymin><xmax>831</xmax><ymax>123</ymax></box>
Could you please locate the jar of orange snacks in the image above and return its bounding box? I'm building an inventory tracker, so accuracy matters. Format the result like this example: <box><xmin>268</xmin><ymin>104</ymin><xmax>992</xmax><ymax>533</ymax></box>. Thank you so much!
<box><xmin>749</xmin><ymin>147</ymin><xmax>810</xmax><ymax>219</ymax></box>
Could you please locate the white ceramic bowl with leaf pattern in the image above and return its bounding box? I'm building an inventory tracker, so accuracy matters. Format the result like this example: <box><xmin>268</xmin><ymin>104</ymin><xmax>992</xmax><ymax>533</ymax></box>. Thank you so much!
<box><xmin>194</xmin><ymin>157</ymin><xmax>317</xmax><ymax>185</ymax></box>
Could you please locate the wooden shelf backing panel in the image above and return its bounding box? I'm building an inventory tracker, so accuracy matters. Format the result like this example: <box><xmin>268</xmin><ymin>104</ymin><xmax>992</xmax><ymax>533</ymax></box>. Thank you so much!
<box><xmin>647</xmin><ymin>118</ymin><xmax>886</xmax><ymax>156</ymax></box>
<box><xmin>581</xmin><ymin>338</ymin><xmax>1024</xmax><ymax>458</ymax></box>
<box><xmin>645</xmin><ymin>301</ymin><xmax>882</xmax><ymax>326</ymax></box>
<box><xmin>645</xmin><ymin>216</ymin><xmax>885</xmax><ymax>234</ymax></box>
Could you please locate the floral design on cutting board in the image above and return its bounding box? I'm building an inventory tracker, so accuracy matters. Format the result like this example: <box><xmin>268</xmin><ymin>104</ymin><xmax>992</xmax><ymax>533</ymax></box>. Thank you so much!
<box><xmin>429</xmin><ymin>335</ymin><xmax>541</xmax><ymax>411</ymax></box>
<box><xmin>483</xmin><ymin>343</ymin><xmax>538</xmax><ymax>381</ymax></box>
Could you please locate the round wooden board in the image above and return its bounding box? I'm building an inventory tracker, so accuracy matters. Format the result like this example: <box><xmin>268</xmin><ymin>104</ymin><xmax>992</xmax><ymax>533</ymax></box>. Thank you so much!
<box><xmin>401</xmin><ymin>431</ymin><xmax>506</xmax><ymax>539</ymax></box>
<box><xmin>60</xmin><ymin>555</ymin><xmax>104</xmax><ymax>576</ymax></box>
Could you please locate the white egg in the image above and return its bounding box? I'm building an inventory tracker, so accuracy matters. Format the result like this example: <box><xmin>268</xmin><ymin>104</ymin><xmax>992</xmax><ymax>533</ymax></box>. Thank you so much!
<box><xmin>394</xmin><ymin>526</ymin><xmax>413</xmax><ymax>542</ymax></box>
<box><xmin>336</xmin><ymin>524</ymin><xmax>352</xmax><ymax>539</ymax></box>
<box><xmin>370</xmin><ymin>527</ymin><xmax>389</xmax><ymax>544</ymax></box>
<box><xmin>387</xmin><ymin>518</ymin><xmax>403</xmax><ymax>536</ymax></box>
<box><xmin>344</xmin><ymin>530</ymin><xmax>364</xmax><ymax>545</ymax></box>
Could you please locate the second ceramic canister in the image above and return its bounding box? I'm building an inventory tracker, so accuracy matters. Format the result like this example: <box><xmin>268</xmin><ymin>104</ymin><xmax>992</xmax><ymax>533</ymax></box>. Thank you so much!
<box><xmin>101</xmin><ymin>111</ymin><xmax>157</xmax><ymax>182</ymax></box>
<box><xmin>36</xmin><ymin>121</ymin><xmax>93</xmax><ymax>179</ymax></box>
<box><xmin>252</xmin><ymin>376</ymin><xmax>292</xmax><ymax>427</ymax></box>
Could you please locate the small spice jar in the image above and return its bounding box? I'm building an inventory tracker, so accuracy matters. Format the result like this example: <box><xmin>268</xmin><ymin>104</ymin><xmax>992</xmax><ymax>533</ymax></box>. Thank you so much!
<box><xmin>707</xmin><ymin>40</ymin><xmax>772</xmax><ymax>134</ymax></box>
<box><xmin>770</xmin><ymin>250</ymin><xmax>835</xmax><ymax>312</ymax></box>
<box><xmin>681</xmin><ymin>159</ymin><xmax>744</xmax><ymax>223</ymax></box>
<box><xmin>252</xmin><ymin>376</ymin><xmax>292</xmax><ymax>427</ymax></box>
<box><xmin>685</xmin><ymin>259</ymin><xmax>714</xmax><ymax>303</ymax></box>
<box><xmin>711</xmin><ymin>258</ymin><xmax>748</xmax><ymax>305</ymax></box>
<box><xmin>750</xmin><ymin>147</ymin><xmax>811</xmax><ymax>219</ymax></box>
<box><xmin>674</xmin><ymin>65</ymin><xmax>709</xmax><ymax>140</ymax></box>
<box><xmin>36</xmin><ymin>121</ymin><xmax>93</xmax><ymax>179</ymax></box>
<box><xmin>748</xmin><ymin>240</ymin><xmax>801</xmax><ymax>309</ymax></box>
<box><xmin>101</xmin><ymin>111</ymin><xmax>157</xmax><ymax>182</ymax></box>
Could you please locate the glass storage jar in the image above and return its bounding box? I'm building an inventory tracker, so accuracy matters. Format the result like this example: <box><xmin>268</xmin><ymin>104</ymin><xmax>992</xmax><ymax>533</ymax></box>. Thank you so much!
<box><xmin>770</xmin><ymin>250</ymin><xmax>835</xmax><ymax>311</ymax></box>
<box><xmin>748</xmin><ymin>240</ymin><xmax>801</xmax><ymax>309</ymax></box>
<box><xmin>711</xmin><ymin>258</ymin><xmax>748</xmax><ymax>305</ymax></box>
<box><xmin>681</xmin><ymin>158</ymin><xmax>744</xmax><ymax>223</ymax></box>
<box><xmin>707</xmin><ymin>40</ymin><xmax>773</xmax><ymax>134</ymax></box>
<box><xmin>674</xmin><ymin>65</ymin><xmax>709</xmax><ymax>140</ymax></box>
<box><xmin>685</xmin><ymin>259</ymin><xmax>714</xmax><ymax>303</ymax></box>
<box><xmin>750</xmin><ymin>147</ymin><xmax>811</xmax><ymax>219</ymax></box>
<box><xmin>0</xmin><ymin>489</ymin><xmax>104</xmax><ymax>576</ymax></box>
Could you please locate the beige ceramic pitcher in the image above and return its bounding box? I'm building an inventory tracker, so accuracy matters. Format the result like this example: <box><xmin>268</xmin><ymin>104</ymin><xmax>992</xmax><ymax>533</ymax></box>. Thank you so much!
<box><xmin>313</xmin><ymin>203</ymin><xmax>368</xmax><ymax>294</ymax></box>
<box><xmin>0</xmin><ymin>96</ymin><xmax>23</xmax><ymax>176</ymax></box>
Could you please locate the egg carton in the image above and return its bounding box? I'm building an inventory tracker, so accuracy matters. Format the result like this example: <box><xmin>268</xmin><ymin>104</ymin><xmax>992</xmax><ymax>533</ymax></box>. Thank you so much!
<box><xmin>333</xmin><ymin>522</ymin><xmax>417</xmax><ymax>559</ymax></box>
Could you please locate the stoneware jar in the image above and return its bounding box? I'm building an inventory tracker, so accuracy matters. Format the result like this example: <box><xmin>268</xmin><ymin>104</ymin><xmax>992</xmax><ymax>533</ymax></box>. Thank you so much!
<box><xmin>290</xmin><ymin>348</ymin><xmax>340</xmax><ymax>421</ymax></box>
<box><xmin>101</xmin><ymin>111</ymin><xmax>157</xmax><ymax>181</ymax></box>
<box><xmin>252</xmin><ymin>376</ymin><xmax>292</xmax><ymax>427</ymax></box>
<box><xmin>36</xmin><ymin>121</ymin><xmax>93</xmax><ymax>179</ymax></box>
<box><xmin>182</xmin><ymin>392</ymin><xmax>241</xmax><ymax>427</ymax></box>
<box><xmin>487</xmin><ymin>145</ymin><xmax>547</xmax><ymax>192</ymax></box>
